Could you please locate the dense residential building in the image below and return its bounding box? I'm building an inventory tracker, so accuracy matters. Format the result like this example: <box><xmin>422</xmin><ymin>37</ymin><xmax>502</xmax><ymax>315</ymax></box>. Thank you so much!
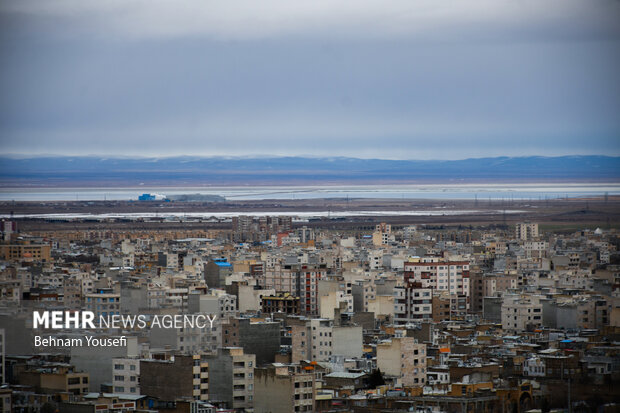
<box><xmin>222</xmin><ymin>317</ymin><xmax>281</xmax><ymax>365</ymax></box>
<box><xmin>516</xmin><ymin>222</ymin><xmax>539</xmax><ymax>240</ymax></box>
<box><xmin>376</xmin><ymin>335</ymin><xmax>427</xmax><ymax>387</ymax></box>
<box><xmin>2</xmin><ymin>213</ymin><xmax>620</xmax><ymax>412</ymax></box>
<box><xmin>261</xmin><ymin>292</ymin><xmax>300</xmax><ymax>314</ymax></box>
<box><xmin>254</xmin><ymin>363</ymin><xmax>316</xmax><ymax>412</ymax></box>
<box><xmin>501</xmin><ymin>294</ymin><xmax>543</xmax><ymax>332</ymax></box>
<box><xmin>404</xmin><ymin>258</ymin><xmax>470</xmax><ymax>317</ymax></box>
<box><xmin>140</xmin><ymin>355</ymin><xmax>209</xmax><ymax>402</ymax></box>
<box><xmin>204</xmin><ymin>347</ymin><xmax>255</xmax><ymax>411</ymax></box>
<box><xmin>85</xmin><ymin>288</ymin><xmax>121</xmax><ymax>318</ymax></box>
<box><xmin>112</xmin><ymin>357</ymin><xmax>140</xmax><ymax>394</ymax></box>
<box><xmin>263</xmin><ymin>263</ymin><xmax>327</xmax><ymax>316</ymax></box>
<box><xmin>0</xmin><ymin>240</ymin><xmax>51</xmax><ymax>262</ymax></box>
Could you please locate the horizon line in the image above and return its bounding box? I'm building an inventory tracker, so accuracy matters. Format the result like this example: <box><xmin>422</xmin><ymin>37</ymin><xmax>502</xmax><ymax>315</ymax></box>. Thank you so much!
<box><xmin>1</xmin><ymin>153</ymin><xmax>619</xmax><ymax>162</ymax></box>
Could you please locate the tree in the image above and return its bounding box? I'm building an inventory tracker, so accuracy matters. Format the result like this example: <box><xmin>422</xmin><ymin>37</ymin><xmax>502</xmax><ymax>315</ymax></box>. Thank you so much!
<box><xmin>368</xmin><ymin>368</ymin><xmax>385</xmax><ymax>388</ymax></box>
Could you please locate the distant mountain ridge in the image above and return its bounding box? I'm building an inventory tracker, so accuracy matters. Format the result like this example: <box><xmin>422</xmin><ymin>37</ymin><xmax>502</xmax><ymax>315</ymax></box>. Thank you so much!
<box><xmin>0</xmin><ymin>155</ymin><xmax>618</xmax><ymax>186</ymax></box>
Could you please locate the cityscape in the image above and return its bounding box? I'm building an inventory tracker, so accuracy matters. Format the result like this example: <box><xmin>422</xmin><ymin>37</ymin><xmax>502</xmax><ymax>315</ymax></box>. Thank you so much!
<box><xmin>0</xmin><ymin>193</ymin><xmax>619</xmax><ymax>412</ymax></box>
<box><xmin>1</xmin><ymin>0</ymin><xmax>620</xmax><ymax>412</ymax></box>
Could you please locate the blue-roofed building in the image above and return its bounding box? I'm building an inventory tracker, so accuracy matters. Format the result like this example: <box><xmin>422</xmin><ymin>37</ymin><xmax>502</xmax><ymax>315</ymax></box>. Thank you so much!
<box><xmin>204</xmin><ymin>259</ymin><xmax>233</xmax><ymax>288</ymax></box>
<box><xmin>138</xmin><ymin>193</ymin><xmax>156</xmax><ymax>201</ymax></box>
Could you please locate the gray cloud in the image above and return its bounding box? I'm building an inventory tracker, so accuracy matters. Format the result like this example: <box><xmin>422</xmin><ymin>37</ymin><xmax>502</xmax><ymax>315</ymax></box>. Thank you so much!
<box><xmin>0</xmin><ymin>0</ymin><xmax>619</xmax><ymax>159</ymax></box>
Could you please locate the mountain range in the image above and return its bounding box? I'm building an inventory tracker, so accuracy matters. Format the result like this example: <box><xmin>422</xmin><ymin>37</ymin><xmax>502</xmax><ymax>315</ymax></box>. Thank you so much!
<box><xmin>0</xmin><ymin>155</ymin><xmax>618</xmax><ymax>186</ymax></box>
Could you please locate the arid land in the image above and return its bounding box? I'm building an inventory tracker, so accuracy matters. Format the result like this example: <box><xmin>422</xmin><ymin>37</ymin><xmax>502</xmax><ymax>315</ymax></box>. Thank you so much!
<box><xmin>2</xmin><ymin>196</ymin><xmax>619</xmax><ymax>233</ymax></box>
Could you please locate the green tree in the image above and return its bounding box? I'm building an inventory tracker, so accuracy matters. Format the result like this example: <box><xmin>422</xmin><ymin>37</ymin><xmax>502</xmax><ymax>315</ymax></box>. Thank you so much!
<box><xmin>368</xmin><ymin>368</ymin><xmax>385</xmax><ymax>388</ymax></box>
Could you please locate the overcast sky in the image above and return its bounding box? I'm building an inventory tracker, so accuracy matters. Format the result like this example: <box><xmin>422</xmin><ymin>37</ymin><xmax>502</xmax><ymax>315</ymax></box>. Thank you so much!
<box><xmin>1</xmin><ymin>0</ymin><xmax>619</xmax><ymax>159</ymax></box>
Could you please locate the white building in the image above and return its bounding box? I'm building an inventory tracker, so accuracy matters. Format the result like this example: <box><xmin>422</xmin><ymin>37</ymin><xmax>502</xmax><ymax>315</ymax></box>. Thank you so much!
<box><xmin>523</xmin><ymin>357</ymin><xmax>545</xmax><ymax>377</ymax></box>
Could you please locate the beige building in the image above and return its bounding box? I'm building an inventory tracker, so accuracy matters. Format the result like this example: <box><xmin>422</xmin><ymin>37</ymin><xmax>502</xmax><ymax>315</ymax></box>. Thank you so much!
<box><xmin>254</xmin><ymin>364</ymin><xmax>315</xmax><ymax>413</ymax></box>
<box><xmin>238</xmin><ymin>284</ymin><xmax>276</xmax><ymax>313</ymax></box>
<box><xmin>377</xmin><ymin>336</ymin><xmax>427</xmax><ymax>387</ymax></box>
<box><xmin>0</xmin><ymin>241</ymin><xmax>51</xmax><ymax>262</ymax></box>
<box><xmin>368</xmin><ymin>295</ymin><xmax>395</xmax><ymax>319</ymax></box>
<box><xmin>372</xmin><ymin>231</ymin><xmax>393</xmax><ymax>246</ymax></box>
<box><xmin>15</xmin><ymin>364</ymin><xmax>89</xmax><ymax>395</ymax></box>
<box><xmin>85</xmin><ymin>289</ymin><xmax>121</xmax><ymax>318</ymax></box>
<box><xmin>515</xmin><ymin>222</ymin><xmax>539</xmax><ymax>240</ymax></box>
<box><xmin>501</xmin><ymin>294</ymin><xmax>543</xmax><ymax>332</ymax></box>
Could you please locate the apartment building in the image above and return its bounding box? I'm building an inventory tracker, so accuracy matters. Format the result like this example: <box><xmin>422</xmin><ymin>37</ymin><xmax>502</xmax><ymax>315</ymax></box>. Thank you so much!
<box><xmin>85</xmin><ymin>289</ymin><xmax>121</xmax><ymax>318</ymax></box>
<box><xmin>254</xmin><ymin>363</ymin><xmax>316</xmax><ymax>413</ymax></box>
<box><xmin>188</xmin><ymin>289</ymin><xmax>237</xmax><ymax>321</ymax></box>
<box><xmin>290</xmin><ymin>318</ymin><xmax>363</xmax><ymax>363</ymax></box>
<box><xmin>393</xmin><ymin>284</ymin><xmax>433</xmax><ymax>324</ymax></box>
<box><xmin>112</xmin><ymin>358</ymin><xmax>140</xmax><ymax>394</ymax></box>
<box><xmin>0</xmin><ymin>241</ymin><xmax>51</xmax><ymax>262</ymax></box>
<box><xmin>263</xmin><ymin>263</ymin><xmax>326</xmax><ymax>316</ymax></box>
<box><xmin>377</xmin><ymin>335</ymin><xmax>427</xmax><ymax>387</ymax></box>
<box><xmin>14</xmin><ymin>363</ymin><xmax>89</xmax><ymax>395</ymax></box>
<box><xmin>501</xmin><ymin>294</ymin><xmax>543</xmax><ymax>332</ymax></box>
<box><xmin>404</xmin><ymin>258</ymin><xmax>470</xmax><ymax>316</ymax></box>
<box><xmin>516</xmin><ymin>223</ymin><xmax>539</xmax><ymax>240</ymax></box>
<box><xmin>140</xmin><ymin>355</ymin><xmax>209</xmax><ymax>402</ymax></box>
<box><xmin>205</xmin><ymin>347</ymin><xmax>255</xmax><ymax>411</ymax></box>
<box><xmin>222</xmin><ymin>317</ymin><xmax>281</xmax><ymax>365</ymax></box>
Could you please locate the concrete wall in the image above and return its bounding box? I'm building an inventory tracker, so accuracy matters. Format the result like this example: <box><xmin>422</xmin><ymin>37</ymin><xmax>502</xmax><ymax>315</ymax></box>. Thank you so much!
<box><xmin>377</xmin><ymin>339</ymin><xmax>401</xmax><ymax>379</ymax></box>
<box><xmin>332</xmin><ymin>326</ymin><xmax>363</xmax><ymax>359</ymax></box>
<box><xmin>205</xmin><ymin>352</ymin><xmax>232</xmax><ymax>405</ymax></box>
<box><xmin>238</xmin><ymin>286</ymin><xmax>275</xmax><ymax>313</ymax></box>
<box><xmin>140</xmin><ymin>356</ymin><xmax>193</xmax><ymax>401</ymax></box>
<box><xmin>0</xmin><ymin>314</ymin><xmax>33</xmax><ymax>355</ymax></box>
<box><xmin>70</xmin><ymin>335</ymin><xmax>138</xmax><ymax>392</ymax></box>
<box><xmin>238</xmin><ymin>320</ymin><xmax>281</xmax><ymax>366</ymax></box>
<box><xmin>556</xmin><ymin>305</ymin><xmax>578</xmax><ymax>330</ymax></box>
<box><xmin>369</xmin><ymin>295</ymin><xmax>395</xmax><ymax>318</ymax></box>
<box><xmin>254</xmin><ymin>368</ymin><xmax>292</xmax><ymax>413</ymax></box>
<box><xmin>120</xmin><ymin>285</ymin><xmax>147</xmax><ymax>313</ymax></box>
<box><xmin>482</xmin><ymin>297</ymin><xmax>502</xmax><ymax>323</ymax></box>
